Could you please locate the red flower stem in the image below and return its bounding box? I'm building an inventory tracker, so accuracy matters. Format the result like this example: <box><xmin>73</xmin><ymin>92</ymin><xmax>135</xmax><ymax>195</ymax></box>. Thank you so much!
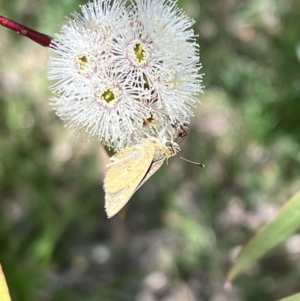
<box><xmin>0</xmin><ymin>14</ymin><xmax>53</xmax><ymax>47</ymax></box>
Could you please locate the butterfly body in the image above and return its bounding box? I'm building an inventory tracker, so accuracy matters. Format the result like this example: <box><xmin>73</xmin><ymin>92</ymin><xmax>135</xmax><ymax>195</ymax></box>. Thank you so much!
<box><xmin>104</xmin><ymin>137</ymin><xmax>180</xmax><ymax>218</ymax></box>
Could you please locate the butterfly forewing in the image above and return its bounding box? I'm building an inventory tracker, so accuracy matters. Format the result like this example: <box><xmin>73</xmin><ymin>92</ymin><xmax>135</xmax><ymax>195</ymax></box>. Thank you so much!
<box><xmin>104</xmin><ymin>142</ymin><xmax>156</xmax><ymax>218</ymax></box>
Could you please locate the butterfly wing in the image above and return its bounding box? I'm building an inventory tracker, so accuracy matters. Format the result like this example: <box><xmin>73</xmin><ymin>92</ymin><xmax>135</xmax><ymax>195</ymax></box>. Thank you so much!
<box><xmin>133</xmin><ymin>152</ymin><xmax>166</xmax><ymax>194</ymax></box>
<box><xmin>104</xmin><ymin>142</ymin><xmax>156</xmax><ymax>218</ymax></box>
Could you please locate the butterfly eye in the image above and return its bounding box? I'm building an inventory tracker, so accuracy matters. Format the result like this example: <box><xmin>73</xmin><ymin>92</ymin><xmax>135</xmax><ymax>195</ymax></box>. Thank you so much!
<box><xmin>165</xmin><ymin>141</ymin><xmax>172</xmax><ymax>147</ymax></box>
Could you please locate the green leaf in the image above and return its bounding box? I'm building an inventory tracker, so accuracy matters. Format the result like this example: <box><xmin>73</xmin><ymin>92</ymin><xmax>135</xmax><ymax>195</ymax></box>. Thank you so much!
<box><xmin>227</xmin><ymin>191</ymin><xmax>300</xmax><ymax>283</ymax></box>
<box><xmin>278</xmin><ymin>293</ymin><xmax>300</xmax><ymax>301</ymax></box>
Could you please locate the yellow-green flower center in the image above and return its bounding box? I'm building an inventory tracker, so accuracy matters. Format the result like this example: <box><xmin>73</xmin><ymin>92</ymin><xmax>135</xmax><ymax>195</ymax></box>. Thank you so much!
<box><xmin>76</xmin><ymin>55</ymin><xmax>88</xmax><ymax>70</ymax></box>
<box><xmin>134</xmin><ymin>43</ymin><xmax>145</xmax><ymax>62</ymax></box>
<box><xmin>102</xmin><ymin>89</ymin><xmax>115</xmax><ymax>103</ymax></box>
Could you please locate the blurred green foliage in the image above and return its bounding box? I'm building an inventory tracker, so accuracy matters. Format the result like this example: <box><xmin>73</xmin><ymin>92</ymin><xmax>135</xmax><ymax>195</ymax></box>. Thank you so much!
<box><xmin>0</xmin><ymin>0</ymin><xmax>300</xmax><ymax>300</ymax></box>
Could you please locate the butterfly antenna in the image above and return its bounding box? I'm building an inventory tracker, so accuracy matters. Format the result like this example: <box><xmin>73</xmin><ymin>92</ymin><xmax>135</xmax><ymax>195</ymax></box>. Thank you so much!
<box><xmin>179</xmin><ymin>156</ymin><xmax>205</xmax><ymax>167</ymax></box>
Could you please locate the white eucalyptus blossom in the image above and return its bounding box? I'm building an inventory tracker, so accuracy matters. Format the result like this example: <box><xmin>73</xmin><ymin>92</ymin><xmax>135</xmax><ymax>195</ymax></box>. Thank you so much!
<box><xmin>48</xmin><ymin>0</ymin><xmax>203</xmax><ymax>150</ymax></box>
<box><xmin>127</xmin><ymin>0</ymin><xmax>203</xmax><ymax>121</ymax></box>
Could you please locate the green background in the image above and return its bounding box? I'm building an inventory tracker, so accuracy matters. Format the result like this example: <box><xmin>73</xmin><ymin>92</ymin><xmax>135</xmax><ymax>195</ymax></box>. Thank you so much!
<box><xmin>0</xmin><ymin>0</ymin><xmax>300</xmax><ymax>300</ymax></box>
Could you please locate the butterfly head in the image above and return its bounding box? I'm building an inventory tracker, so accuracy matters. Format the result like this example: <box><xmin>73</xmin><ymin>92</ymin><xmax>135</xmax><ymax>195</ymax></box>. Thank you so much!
<box><xmin>164</xmin><ymin>140</ymin><xmax>180</xmax><ymax>156</ymax></box>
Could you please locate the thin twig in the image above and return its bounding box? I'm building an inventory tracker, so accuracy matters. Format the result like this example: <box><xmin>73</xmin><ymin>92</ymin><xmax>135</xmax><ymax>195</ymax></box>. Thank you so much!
<box><xmin>0</xmin><ymin>15</ymin><xmax>52</xmax><ymax>47</ymax></box>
